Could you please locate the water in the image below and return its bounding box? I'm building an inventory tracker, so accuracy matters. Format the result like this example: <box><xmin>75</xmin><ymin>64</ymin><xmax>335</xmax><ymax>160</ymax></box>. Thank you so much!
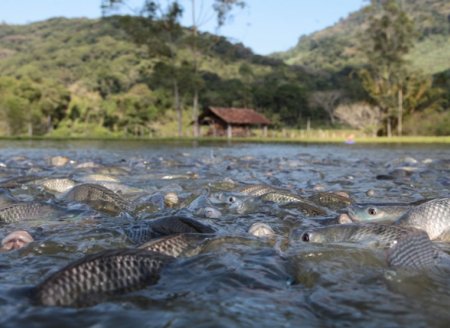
<box><xmin>0</xmin><ymin>140</ymin><xmax>449</xmax><ymax>327</ymax></box>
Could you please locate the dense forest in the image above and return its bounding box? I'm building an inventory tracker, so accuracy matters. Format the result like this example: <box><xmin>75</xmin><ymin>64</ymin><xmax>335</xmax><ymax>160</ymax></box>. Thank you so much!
<box><xmin>0</xmin><ymin>0</ymin><xmax>448</xmax><ymax>137</ymax></box>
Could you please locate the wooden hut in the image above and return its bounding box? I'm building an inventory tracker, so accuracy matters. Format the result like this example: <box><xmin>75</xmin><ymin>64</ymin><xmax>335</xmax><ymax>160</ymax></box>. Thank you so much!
<box><xmin>197</xmin><ymin>107</ymin><xmax>271</xmax><ymax>138</ymax></box>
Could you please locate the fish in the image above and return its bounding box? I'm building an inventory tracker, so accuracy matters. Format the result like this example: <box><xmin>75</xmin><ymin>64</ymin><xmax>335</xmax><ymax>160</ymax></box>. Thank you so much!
<box><xmin>260</xmin><ymin>191</ymin><xmax>308</xmax><ymax>204</ymax></box>
<box><xmin>138</xmin><ymin>233</ymin><xmax>209</xmax><ymax>257</ymax></box>
<box><xmin>196</xmin><ymin>206</ymin><xmax>222</xmax><ymax>219</ymax></box>
<box><xmin>0</xmin><ymin>175</ymin><xmax>41</xmax><ymax>188</ymax></box>
<box><xmin>238</xmin><ymin>184</ymin><xmax>276</xmax><ymax>196</ymax></box>
<box><xmin>345</xmin><ymin>203</ymin><xmax>414</xmax><ymax>223</ymax></box>
<box><xmin>0</xmin><ymin>202</ymin><xmax>61</xmax><ymax>223</ymax></box>
<box><xmin>37</xmin><ymin>178</ymin><xmax>76</xmax><ymax>193</ymax></box>
<box><xmin>63</xmin><ymin>183</ymin><xmax>132</xmax><ymax>215</ymax></box>
<box><xmin>281</xmin><ymin>201</ymin><xmax>327</xmax><ymax>216</ymax></box>
<box><xmin>294</xmin><ymin>223</ymin><xmax>418</xmax><ymax>248</ymax></box>
<box><xmin>395</xmin><ymin>198</ymin><xmax>450</xmax><ymax>240</ymax></box>
<box><xmin>386</xmin><ymin>229</ymin><xmax>450</xmax><ymax>270</ymax></box>
<box><xmin>248</xmin><ymin>222</ymin><xmax>275</xmax><ymax>237</ymax></box>
<box><xmin>1</xmin><ymin>230</ymin><xmax>33</xmax><ymax>251</ymax></box>
<box><xmin>32</xmin><ymin>249</ymin><xmax>174</xmax><ymax>307</ymax></box>
<box><xmin>125</xmin><ymin>216</ymin><xmax>215</xmax><ymax>244</ymax></box>
<box><xmin>308</xmin><ymin>191</ymin><xmax>353</xmax><ymax>210</ymax></box>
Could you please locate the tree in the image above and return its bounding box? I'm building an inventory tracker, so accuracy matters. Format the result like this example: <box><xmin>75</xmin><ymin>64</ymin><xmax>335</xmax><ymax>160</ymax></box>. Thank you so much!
<box><xmin>358</xmin><ymin>0</ymin><xmax>415</xmax><ymax>136</ymax></box>
<box><xmin>309</xmin><ymin>90</ymin><xmax>343</xmax><ymax>125</ymax></box>
<box><xmin>101</xmin><ymin>0</ymin><xmax>245</xmax><ymax>137</ymax></box>
<box><xmin>334</xmin><ymin>102</ymin><xmax>381</xmax><ymax>136</ymax></box>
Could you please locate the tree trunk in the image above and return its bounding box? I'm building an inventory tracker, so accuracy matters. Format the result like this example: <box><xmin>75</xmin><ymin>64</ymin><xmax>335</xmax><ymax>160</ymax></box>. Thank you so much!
<box><xmin>173</xmin><ymin>79</ymin><xmax>182</xmax><ymax>137</ymax></box>
<box><xmin>193</xmin><ymin>88</ymin><xmax>199</xmax><ymax>137</ymax></box>
<box><xmin>47</xmin><ymin>115</ymin><xmax>53</xmax><ymax>133</ymax></box>
<box><xmin>28</xmin><ymin>122</ymin><xmax>33</xmax><ymax>137</ymax></box>
<box><xmin>397</xmin><ymin>89</ymin><xmax>403</xmax><ymax>137</ymax></box>
<box><xmin>387</xmin><ymin>117</ymin><xmax>392</xmax><ymax>137</ymax></box>
<box><xmin>191</xmin><ymin>0</ymin><xmax>200</xmax><ymax>138</ymax></box>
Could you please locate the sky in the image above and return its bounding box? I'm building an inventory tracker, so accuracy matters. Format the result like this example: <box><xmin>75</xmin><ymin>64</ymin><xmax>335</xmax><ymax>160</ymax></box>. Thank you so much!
<box><xmin>0</xmin><ymin>0</ymin><xmax>368</xmax><ymax>55</ymax></box>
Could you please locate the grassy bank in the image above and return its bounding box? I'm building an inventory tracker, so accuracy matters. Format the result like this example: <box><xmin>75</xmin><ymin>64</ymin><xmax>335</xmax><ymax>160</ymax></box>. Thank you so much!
<box><xmin>0</xmin><ymin>134</ymin><xmax>449</xmax><ymax>144</ymax></box>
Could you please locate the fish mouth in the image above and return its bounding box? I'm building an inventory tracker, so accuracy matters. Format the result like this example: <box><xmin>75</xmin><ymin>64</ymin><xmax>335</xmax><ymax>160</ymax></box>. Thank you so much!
<box><xmin>338</xmin><ymin>209</ymin><xmax>357</xmax><ymax>223</ymax></box>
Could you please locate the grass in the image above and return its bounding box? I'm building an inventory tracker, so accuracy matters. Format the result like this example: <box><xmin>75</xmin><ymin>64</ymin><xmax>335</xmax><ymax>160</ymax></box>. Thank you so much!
<box><xmin>1</xmin><ymin>133</ymin><xmax>449</xmax><ymax>144</ymax></box>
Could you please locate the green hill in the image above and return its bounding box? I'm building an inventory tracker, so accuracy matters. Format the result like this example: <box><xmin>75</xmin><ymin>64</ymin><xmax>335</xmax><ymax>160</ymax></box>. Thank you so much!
<box><xmin>274</xmin><ymin>0</ymin><xmax>450</xmax><ymax>75</ymax></box>
<box><xmin>0</xmin><ymin>17</ymin><xmax>309</xmax><ymax>137</ymax></box>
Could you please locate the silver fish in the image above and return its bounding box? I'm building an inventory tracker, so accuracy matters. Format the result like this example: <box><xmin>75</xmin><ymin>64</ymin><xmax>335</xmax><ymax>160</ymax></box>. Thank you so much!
<box><xmin>248</xmin><ymin>222</ymin><xmax>275</xmax><ymax>237</ymax></box>
<box><xmin>395</xmin><ymin>198</ymin><xmax>450</xmax><ymax>240</ymax></box>
<box><xmin>37</xmin><ymin>178</ymin><xmax>76</xmax><ymax>193</ymax></box>
<box><xmin>1</xmin><ymin>230</ymin><xmax>33</xmax><ymax>251</ymax></box>
<box><xmin>386</xmin><ymin>229</ymin><xmax>450</xmax><ymax>270</ymax></box>
<box><xmin>0</xmin><ymin>202</ymin><xmax>60</xmax><ymax>223</ymax></box>
<box><xmin>295</xmin><ymin>223</ymin><xmax>417</xmax><ymax>248</ymax></box>
<box><xmin>63</xmin><ymin>183</ymin><xmax>132</xmax><ymax>215</ymax></box>
<box><xmin>346</xmin><ymin>203</ymin><xmax>413</xmax><ymax>223</ymax></box>
<box><xmin>33</xmin><ymin>249</ymin><xmax>174</xmax><ymax>307</ymax></box>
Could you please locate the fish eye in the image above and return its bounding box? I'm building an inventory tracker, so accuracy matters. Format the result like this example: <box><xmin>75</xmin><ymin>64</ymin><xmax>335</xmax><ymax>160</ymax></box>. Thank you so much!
<box><xmin>302</xmin><ymin>233</ymin><xmax>310</xmax><ymax>242</ymax></box>
<box><xmin>367</xmin><ymin>207</ymin><xmax>377</xmax><ymax>215</ymax></box>
<box><xmin>228</xmin><ymin>196</ymin><xmax>236</xmax><ymax>203</ymax></box>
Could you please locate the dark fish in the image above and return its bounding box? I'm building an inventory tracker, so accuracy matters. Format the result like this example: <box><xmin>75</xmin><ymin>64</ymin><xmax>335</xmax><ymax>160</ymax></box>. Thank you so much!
<box><xmin>281</xmin><ymin>201</ymin><xmax>327</xmax><ymax>216</ymax></box>
<box><xmin>125</xmin><ymin>216</ymin><xmax>215</xmax><ymax>244</ymax></box>
<box><xmin>63</xmin><ymin>183</ymin><xmax>132</xmax><ymax>215</ymax></box>
<box><xmin>238</xmin><ymin>184</ymin><xmax>276</xmax><ymax>196</ymax></box>
<box><xmin>0</xmin><ymin>175</ymin><xmax>41</xmax><ymax>188</ymax></box>
<box><xmin>138</xmin><ymin>233</ymin><xmax>209</xmax><ymax>257</ymax></box>
<box><xmin>32</xmin><ymin>249</ymin><xmax>174</xmax><ymax>307</ymax></box>
<box><xmin>308</xmin><ymin>191</ymin><xmax>353</xmax><ymax>210</ymax></box>
<box><xmin>260</xmin><ymin>191</ymin><xmax>308</xmax><ymax>204</ymax></box>
<box><xmin>0</xmin><ymin>202</ymin><xmax>60</xmax><ymax>223</ymax></box>
<box><xmin>395</xmin><ymin>198</ymin><xmax>450</xmax><ymax>240</ymax></box>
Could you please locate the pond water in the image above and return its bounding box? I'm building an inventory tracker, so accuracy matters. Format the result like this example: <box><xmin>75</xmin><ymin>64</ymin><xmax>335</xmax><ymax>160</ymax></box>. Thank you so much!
<box><xmin>0</xmin><ymin>140</ymin><xmax>449</xmax><ymax>327</ymax></box>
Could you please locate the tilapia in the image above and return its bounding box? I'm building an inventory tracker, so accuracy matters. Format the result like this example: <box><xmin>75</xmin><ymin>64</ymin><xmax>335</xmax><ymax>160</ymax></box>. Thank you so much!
<box><xmin>0</xmin><ymin>175</ymin><xmax>40</xmax><ymax>188</ymax></box>
<box><xmin>386</xmin><ymin>230</ymin><xmax>450</xmax><ymax>270</ymax></box>
<box><xmin>248</xmin><ymin>222</ymin><xmax>275</xmax><ymax>237</ymax></box>
<box><xmin>1</xmin><ymin>230</ymin><xmax>33</xmax><ymax>251</ymax></box>
<box><xmin>63</xmin><ymin>183</ymin><xmax>132</xmax><ymax>215</ymax></box>
<box><xmin>37</xmin><ymin>178</ymin><xmax>76</xmax><ymax>193</ymax></box>
<box><xmin>32</xmin><ymin>249</ymin><xmax>174</xmax><ymax>307</ymax></box>
<box><xmin>294</xmin><ymin>223</ymin><xmax>419</xmax><ymax>248</ymax></box>
<box><xmin>395</xmin><ymin>198</ymin><xmax>450</xmax><ymax>240</ymax></box>
<box><xmin>281</xmin><ymin>201</ymin><xmax>327</xmax><ymax>216</ymax></box>
<box><xmin>308</xmin><ymin>191</ymin><xmax>353</xmax><ymax>210</ymax></box>
<box><xmin>260</xmin><ymin>191</ymin><xmax>308</xmax><ymax>204</ymax></box>
<box><xmin>345</xmin><ymin>203</ymin><xmax>413</xmax><ymax>223</ymax></box>
<box><xmin>138</xmin><ymin>233</ymin><xmax>209</xmax><ymax>257</ymax></box>
<box><xmin>238</xmin><ymin>184</ymin><xmax>276</xmax><ymax>196</ymax></box>
<box><xmin>0</xmin><ymin>202</ymin><xmax>61</xmax><ymax>223</ymax></box>
<box><xmin>125</xmin><ymin>216</ymin><xmax>215</xmax><ymax>244</ymax></box>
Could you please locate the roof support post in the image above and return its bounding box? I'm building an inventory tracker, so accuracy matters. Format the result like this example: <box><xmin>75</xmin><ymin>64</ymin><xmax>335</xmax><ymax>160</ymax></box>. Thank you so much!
<box><xmin>227</xmin><ymin>124</ymin><xmax>232</xmax><ymax>139</ymax></box>
<box><xmin>263</xmin><ymin>125</ymin><xmax>267</xmax><ymax>137</ymax></box>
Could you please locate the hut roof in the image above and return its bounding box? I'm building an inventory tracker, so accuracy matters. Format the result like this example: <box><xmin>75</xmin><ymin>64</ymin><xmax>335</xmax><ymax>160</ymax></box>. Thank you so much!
<box><xmin>205</xmin><ymin>107</ymin><xmax>271</xmax><ymax>125</ymax></box>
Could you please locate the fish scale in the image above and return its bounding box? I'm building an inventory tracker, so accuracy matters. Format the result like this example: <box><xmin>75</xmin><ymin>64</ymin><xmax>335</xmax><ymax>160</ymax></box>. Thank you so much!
<box><xmin>395</xmin><ymin>198</ymin><xmax>450</xmax><ymax>240</ymax></box>
<box><xmin>387</xmin><ymin>230</ymin><xmax>450</xmax><ymax>270</ymax></box>
<box><xmin>0</xmin><ymin>202</ymin><xmax>57</xmax><ymax>223</ymax></box>
<box><xmin>138</xmin><ymin>233</ymin><xmax>209</xmax><ymax>257</ymax></box>
<box><xmin>63</xmin><ymin>183</ymin><xmax>132</xmax><ymax>215</ymax></box>
<box><xmin>33</xmin><ymin>249</ymin><xmax>174</xmax><ymax>307</ymax></box>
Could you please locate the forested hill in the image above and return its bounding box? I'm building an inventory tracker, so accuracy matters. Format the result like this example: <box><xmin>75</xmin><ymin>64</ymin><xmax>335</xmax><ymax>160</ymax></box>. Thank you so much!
<box><xmin>274</xmin><ymin>0</ymin><xmax>450</xmax><ymax>75</ymax></box>
<box><xmin>0</xmin><ymin>17</ymin><xmax>280</xmax><ymax>87</ymax></box>
<box><xmin>0</xmin><ymin>17</ymin><xmax>313</xmax><ymax>137</ymax></box>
